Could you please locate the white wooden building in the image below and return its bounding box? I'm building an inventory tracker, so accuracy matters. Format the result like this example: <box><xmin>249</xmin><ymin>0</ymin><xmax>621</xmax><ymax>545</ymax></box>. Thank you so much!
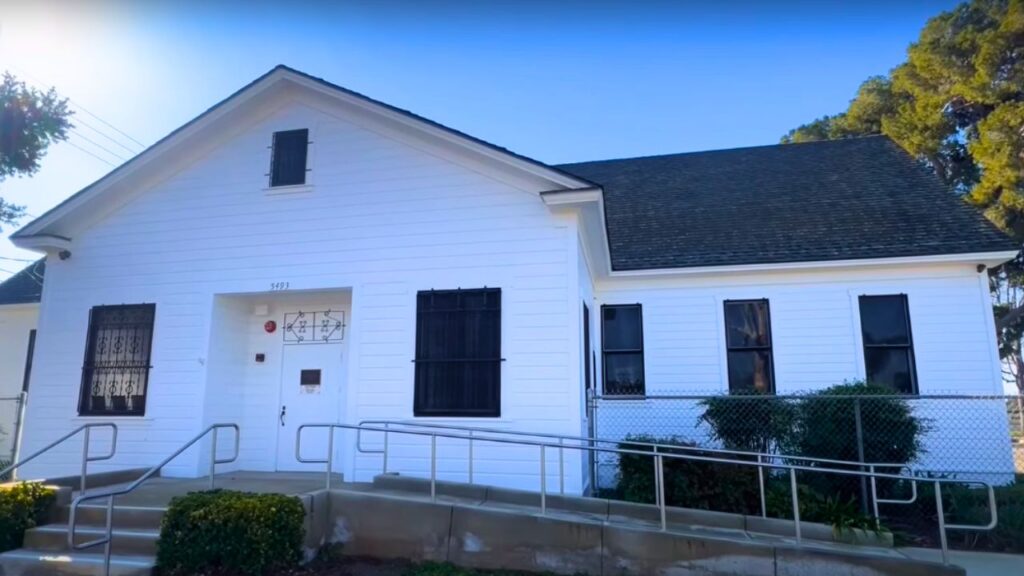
<box><xmin>8</xmin><ymin>66</ymin><xmax>1018</xmax><ymax>491</ymax></box>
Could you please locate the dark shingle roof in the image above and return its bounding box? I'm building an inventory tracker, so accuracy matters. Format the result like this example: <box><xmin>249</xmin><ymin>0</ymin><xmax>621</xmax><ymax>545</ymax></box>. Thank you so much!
<box><xmin>557</xmin><ymin>136</ymin><xmax>1017</xmax><ymax>271</ymax></box>
<box><xmin>0</xmin><ymin>261</ymin><xmax>44</xmax><ymax>305</ymax></box>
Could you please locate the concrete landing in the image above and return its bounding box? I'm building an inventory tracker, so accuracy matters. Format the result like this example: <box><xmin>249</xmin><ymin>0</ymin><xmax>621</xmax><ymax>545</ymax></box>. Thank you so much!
<box><xmin>74</xmin><ymin>470</ymin><xmax>340</xmax><ymax>507</ymax></box>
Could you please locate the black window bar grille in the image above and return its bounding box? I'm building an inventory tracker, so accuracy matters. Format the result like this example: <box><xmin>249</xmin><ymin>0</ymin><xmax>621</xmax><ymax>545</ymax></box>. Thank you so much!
<box><xmin>79</xmin><ymin>304</ymin><xmax>155</xmax><ymax>416</ymax></box>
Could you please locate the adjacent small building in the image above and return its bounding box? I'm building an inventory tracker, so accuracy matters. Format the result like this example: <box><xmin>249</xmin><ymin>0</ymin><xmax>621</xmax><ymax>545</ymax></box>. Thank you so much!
<box><xmin>0</xmin><ymin>261</ymin><xmax>42</xmax><ymax>462</ymax></box>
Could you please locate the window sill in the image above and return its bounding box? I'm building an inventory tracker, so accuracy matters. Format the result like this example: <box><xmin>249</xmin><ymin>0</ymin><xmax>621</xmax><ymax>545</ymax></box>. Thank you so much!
<box><xmin>72</xmin><ymin>415</ymin><xmax>154</xmax><ymax>422</ymax></box>
<box><xmin>264</xmin><ymin>184</ymin><xmax>313</xmax><ymax>196</ymax></box>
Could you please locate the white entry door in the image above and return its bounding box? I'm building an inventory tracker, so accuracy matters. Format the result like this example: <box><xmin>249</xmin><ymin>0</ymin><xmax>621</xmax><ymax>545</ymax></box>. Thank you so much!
<box><xmin>276</xmin><ymin>343</ymin><xmax>343</xmax><ymax>471</ymax></box>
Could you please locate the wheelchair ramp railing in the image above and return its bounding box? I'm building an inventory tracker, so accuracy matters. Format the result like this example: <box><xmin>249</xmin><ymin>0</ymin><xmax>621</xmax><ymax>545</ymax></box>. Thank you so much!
<box><xmin>299</xmin><ymin>421</ymin><xmax>997</xmax><ymax>565</ymax></box>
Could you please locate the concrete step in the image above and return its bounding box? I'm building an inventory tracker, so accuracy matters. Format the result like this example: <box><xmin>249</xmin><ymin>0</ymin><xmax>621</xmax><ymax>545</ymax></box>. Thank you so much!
<box><xmin>23</xmin><ymin>525</ymin><xmax>158</xmax><ymax>557</ymax></box>
<box><xmin>0</xmin><ymin>549</ymin><xmax>154</xmax><ymax>576</ymax></box>
<box><xmin>52</xmin><ymin>504</ymin><xmax>166</xmax><ymax>531</ymax></box>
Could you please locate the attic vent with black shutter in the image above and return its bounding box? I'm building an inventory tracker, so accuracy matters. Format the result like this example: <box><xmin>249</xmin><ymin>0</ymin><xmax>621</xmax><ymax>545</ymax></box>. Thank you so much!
<box><xmin>269</xmin><ymin>129</ymin><xmax>309</xmax><ymax>187</ymax></box>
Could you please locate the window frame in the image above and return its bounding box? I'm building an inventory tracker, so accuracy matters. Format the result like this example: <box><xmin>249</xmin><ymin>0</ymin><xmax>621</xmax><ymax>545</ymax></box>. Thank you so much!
<box><xmin>600</xmin><ymin>303</ymin><xmax>645</xmax><ymax>397</ymax></box>
<box><xmin>858</xmin><ymin>294</ymin><xmax>918</xmax><ymax>395</ymax></box>
<box><xmin>413</xmin><ymin>288</ymin><xmax>502</xmax><ymax>418</ymax></box>
<box><xmin>723</xmin><ymin>298</ymin><xmax>776</xmax><ymax>394</ymax></box>
<box><xmin>78</xmin><ymin>303</ymin><xmax>156</xmax><ymax>417</ymax></box>
<box><xmin>269</xmin><ymin>128</ymin><xmax>310</xmax><ymax>188</ymax></box>
<box><xmin>583</xmin><ymin>302</ymin><xmax>592</xmax><ymax>391</ymax></box>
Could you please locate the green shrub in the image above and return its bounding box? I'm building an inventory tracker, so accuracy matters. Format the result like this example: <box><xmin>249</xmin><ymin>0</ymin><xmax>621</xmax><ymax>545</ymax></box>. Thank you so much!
<box><xmin>698</xmin><ymin>392</ymin><xmax>797</xmax><ymax>454</ymax></box>
<box><xmin>0</xmin><ymin>482</ymin><xmax>56</xmax><ymax>552</ymax></box>
<box><xmin>793</xmin><ymin>382</ymin><xmax>926</xmax><ymax>467</ymax></box>
<box><xmin>791</xmin><ymin>382</ymin><xmax>928</xmax><ymax>504</ymax></box>
<box><xmin>156</xmin><ymin>490</ymin><xmax>305</xmax><ymax>575</ymax></box>
<box><xmin>617</xmin><ymin>435</ymin><xmax>761</xmax><ymax>514</ymax></box>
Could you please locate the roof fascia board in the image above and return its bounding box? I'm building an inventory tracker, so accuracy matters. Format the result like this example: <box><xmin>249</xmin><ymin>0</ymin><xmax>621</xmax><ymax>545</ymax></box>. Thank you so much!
<box><xmin>12</xmin><ymin>234</ymin><xmax>72</xmax><ymax>252</ymax></box>
<box><xmin>286</xmin><ymin>72</ymin><xmax>592</xmax><ymax>191</ymax></box>
<box><xmin>540</xmin><ymin>187</ymin><xmax>612</xmax><ymax>277</ymax></box>
<box><xmin>605</xmin><ymin>250</ymin><xmax>1019</xmax><ymax>279</ymax></box>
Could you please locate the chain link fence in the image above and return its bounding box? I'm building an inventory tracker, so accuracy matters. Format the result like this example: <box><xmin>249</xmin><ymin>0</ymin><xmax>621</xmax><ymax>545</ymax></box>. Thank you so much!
<box><xmin>589</xmin><ymin>392</ymin><xmax>1024</xmax><ymax>551</ymax></box>
<box><xmin>0</xmin><ymin>393</ymin><xmax>27</xmax><ymax>478</ymax></box>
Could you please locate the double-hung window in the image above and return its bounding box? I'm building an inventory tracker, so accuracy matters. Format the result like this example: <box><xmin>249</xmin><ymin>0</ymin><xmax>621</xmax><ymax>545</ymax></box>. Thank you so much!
<box><xmin>269</xmin><ymin>129</ymin><xmax>309</xmax><ymax>187</ymax></box>
<box><xmin>79</xmin><ymin>304</ymin><xmax>156</xmax><ymax>416</ymax></box>
<box><xmin>859</xmin><ymin>295</ymin><xmax>917</xmax><ymax>394</ymax></box>
<box><xmin>724</xmin><ymin>299</ymin><xmax>774</xmax><ymax>393</ymax></box>
<box><xmin>601</xmin><ymin>304</ymin><xmax>644</xmax><ymax>396</ymax></box>
<box><xmin>414</xmin><ymin>288</ymin><xmax>501</xmax><ymax>417</ymax></box>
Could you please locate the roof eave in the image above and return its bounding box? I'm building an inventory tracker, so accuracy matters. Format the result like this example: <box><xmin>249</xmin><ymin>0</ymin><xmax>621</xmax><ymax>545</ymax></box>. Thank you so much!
<box><xmin>605</xmin><ymin>250</ymin><xmax>1021</xmax><ymax>279</ymax></box>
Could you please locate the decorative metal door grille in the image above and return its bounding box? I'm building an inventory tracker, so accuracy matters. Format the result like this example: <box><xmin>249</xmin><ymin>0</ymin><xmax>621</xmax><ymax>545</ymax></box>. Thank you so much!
<box><xmin>79</xmin><ymin>304</ymin><xmax>155</xmax><ymax>416</ymax></box>
<box><xmin>283</xmin><ymin>310</ymin><xmax>345</xmax><ymax>344</ymax></box>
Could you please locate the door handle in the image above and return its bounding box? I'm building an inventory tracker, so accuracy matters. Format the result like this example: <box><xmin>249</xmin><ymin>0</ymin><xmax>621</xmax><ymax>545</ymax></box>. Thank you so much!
<box><xmin>280</xmin><ymin>405</ymin><xmax>286</xmax><ymax>427</ymax></box>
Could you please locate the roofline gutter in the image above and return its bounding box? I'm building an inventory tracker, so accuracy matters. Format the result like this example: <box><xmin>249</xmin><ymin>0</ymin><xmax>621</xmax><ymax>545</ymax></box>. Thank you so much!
<box><xmin>605</xmin><ymin>250</ymin><xmax>1021</xmax><ymax>279</ymax></box>
<box><xmin>10</xmin><ymin>234</ymin><xmax>72</xmax><ymax>253</ymax></box>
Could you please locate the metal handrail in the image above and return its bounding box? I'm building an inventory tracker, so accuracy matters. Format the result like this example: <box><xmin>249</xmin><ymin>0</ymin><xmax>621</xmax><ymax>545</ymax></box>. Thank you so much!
<box><xmin>298</xmin><ymin>421</ymin><xmax>997</xmax><ymax>565</ymax></box>
<box><xmin>67</xmin><ymin>423</ymin><xmax>239</xmax><ymax>576</ymax></box>
<box><xmin>0</xmin><ymin>422</ymin><xmax>117</xmax><ymax>492</ymax></box>
<box><xmin>355</xmin><ymin>419</ymin><xmax>915</xmax><ymax>520</ymax></box>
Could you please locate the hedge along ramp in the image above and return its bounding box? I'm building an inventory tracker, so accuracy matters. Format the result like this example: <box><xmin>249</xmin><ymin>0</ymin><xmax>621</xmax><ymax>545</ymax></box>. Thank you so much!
<box><xmin>325</xmin><ymin>474</ymin><xmax>965</xmax><ymax>576</ymax></box>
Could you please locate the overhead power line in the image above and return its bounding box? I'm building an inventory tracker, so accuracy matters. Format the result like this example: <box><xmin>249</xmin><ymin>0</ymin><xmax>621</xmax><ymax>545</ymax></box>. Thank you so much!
<box><xmin>6</xmin><ymin>64</ymin><xmax>147</xmax><ymax>152</ymax></box>
<box><xmin>70</xmin><ymin>129</ymin><xmax>130</xmax><ymax>163</ymax></box>
<box><xmin>63</xmin><ymin>139</ymin><xmax>118</xmax><ymax>168</ymax></box>
<box><xmin>74</xmin><ymin>115</ymin><xmax>142</xmax><ymax>156</ymax></box>
<box><xmin>0</xmin><ymin>255</ymin><xmax>36</xmax><ymax>263</ymax></box>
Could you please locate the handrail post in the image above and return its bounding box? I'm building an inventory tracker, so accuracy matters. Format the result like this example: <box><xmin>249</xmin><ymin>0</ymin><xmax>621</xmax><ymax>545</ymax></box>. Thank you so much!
<box><xmin>935</xmin><ymin>480</ymin><xmax>949</xmax><ymax>565</ymax></box>
<box><xmin>81</xmin><ymin>425</ymin><xmax>91</xmax><ymax>493</ymax></box>
<box><xmin>790</xmin><ymin>468</ymin><xmax>801</xmax><ymax>544</ymax></box>
<box><xmin>540</xmin><ymin>444</ymin><xmax>546</xmax><ymax>515</ymax></box>
<box><xmin>103</xmin><ymin>494</ymin><xmax>114</xmax><ymax>576</ymax></box>
<box><xmin>430</xmin><ymin>434</ymin><xmax>437</xmax><ymax>502</ymax></box>
<box><xmin>9</xmin><ymin>391</ymin><xmax>27</xmax><ymax>480</ymax></box>
<box><xmin>468</xmin><ymin>430</ymin><xmax>474</xmax><ymax>484</ymax></box>
<box><xmin>558</xmin><ymin>438</ymin><xmax>564</xmax><ymax>495</ymax></box>
<box><xmin>209</xmin><ymin>427</ymin><xmax>218</xmax><ymax>490</ymax></box>
<box><xmin>757</xmin><ymin>454</ymin><xmax>766</xmax><ymax>518</ymax></box>
<box><xmin>383</xmin><ymin>424</ymin><xmax>389</xmax><ymax>475</ymax></box>
<box><xmin>656</xmin><ymin>455</ymin><xmax>666</xmax><ymax>531</ymax></box>
<box><xmin>652</xmin><ymin>445</ymin><xmax>660</xmax><ymax>508</ymax></box>
<box><xmin>326</xmin><ymin>426</ymin><xmax>335</xmax><ymax>491</ymax></box>
<box><xmin>869</xmin><ymin>464</ymin><xmax>879</xmax><ymax>520</ymax></box>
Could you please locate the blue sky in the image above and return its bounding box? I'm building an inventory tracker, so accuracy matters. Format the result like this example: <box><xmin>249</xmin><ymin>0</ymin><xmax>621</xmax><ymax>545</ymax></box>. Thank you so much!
<box><xmin>0</xmin><ymin>0</ymin><xmax>960</xmax><ymax>279</ymax></box>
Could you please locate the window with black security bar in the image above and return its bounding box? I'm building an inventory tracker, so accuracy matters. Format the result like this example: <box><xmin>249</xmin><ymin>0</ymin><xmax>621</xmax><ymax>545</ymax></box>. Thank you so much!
<box><xmin>269</xmin><ymin>128</ymin><xmax>309</xmax><ymax>187</ymax></box>
<box><xmin>79</xmin><ymin>304</ymin><xmax>155</xmax><ymax>416</ymax></box>
<box><xmin>859</xmin><ymin>294</ymin><xmax>918</xmax><ymax>394</ymax></box>
<box><xmin>601</xmin><ymin>304</ymin><xmax>645</xmax><ymax>396</ymax></box>
<box><xmin>724</xmin><ymin>299</ymin><xmax>775</xmax><ymax>394</ymax></box>
<box><xmin>414</xmin><ymin>288</ymin><xmax>501</xmax><ymax>417</ymax></box>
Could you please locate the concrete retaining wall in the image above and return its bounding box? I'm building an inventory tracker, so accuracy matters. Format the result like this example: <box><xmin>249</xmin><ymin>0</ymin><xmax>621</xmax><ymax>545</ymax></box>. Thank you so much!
<box><xmin>326</xmin><ymin>489</ymin><xmax>964</xmax><ymax>576</ymax></box>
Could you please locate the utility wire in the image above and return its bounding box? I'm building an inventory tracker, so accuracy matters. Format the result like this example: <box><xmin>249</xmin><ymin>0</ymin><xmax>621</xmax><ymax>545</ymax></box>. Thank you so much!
<box><xmin>63</xmin><ymin>139</ymin><xmax>118</xmax><ymax>168</ymax></box>
<box><xmin>74</xmin><ymin>115</ymin><xmax>142</xmax><ymax>155</ymax></box>
<box><xmin>70</xmin><ymin>129</ymin><xmax>130</xmax><ymax>163</ymax></box>
<box><xmin>0</xmin><ymin>255</ymin><xmax>36</xmax><ymax>262</ymax></box>
<box><xmin>6</xmin><ymin>64</ymin><xmax>147</xmax><ymax>151</ymax></box>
